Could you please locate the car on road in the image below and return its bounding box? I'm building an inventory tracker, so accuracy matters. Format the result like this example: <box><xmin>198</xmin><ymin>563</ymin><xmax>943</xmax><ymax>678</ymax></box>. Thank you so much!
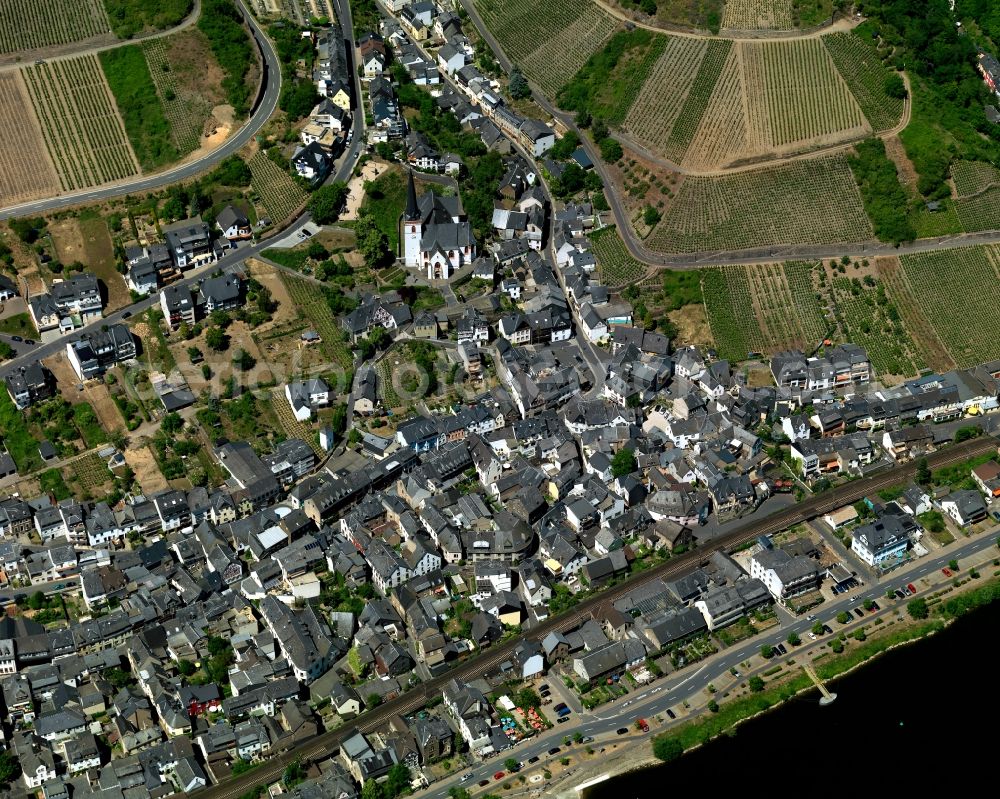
<box><xmin>942</xmin><ymin>567</ymin><xmax>953</xmax><ymax>577</ymax></box>
<box><xmin>11</xmin><ymin>335</ymin><xmax>22</xmax><ymax>342</ymax></box>
<box><xmin>666</xmin><ymin>709</ymin><xmax>676</xmax><ymax>719</ymax></box>
<box><xmin>461</xmin><ymin>773</ymin><xmax>473</xmax><ymax>782</ymax></box>
<box><xmin>806</xmin><ymin>614</ymin><xmax>815</xmax><ymax>621</ymax></box>
<box><xmin>616</xmin><ymin>728</ymin><xmax>629</xmax><ymax>735</ymax></box>
<box><xmin>907</xmin><ymin>583</ymin><xmax>916</xmax><ymax>594</ymax></box>
<box><xmin>24</xmin><ymin>339</ymin><xmax>35</xmax><ymax>345</ymax></box>
<box><xmin>493</xmin><ymin>772</ymin><xmax>505</xmax><ymax>781</ymax></box>
<box><xmin>547</xmin><ymin>747</ymin><xmax>561</xmax><ymax>756</ymax></box>
<box><xmin>122</xmin><ymin>311</ymin><xmax>132</xmax><ymax>319</ymax></box>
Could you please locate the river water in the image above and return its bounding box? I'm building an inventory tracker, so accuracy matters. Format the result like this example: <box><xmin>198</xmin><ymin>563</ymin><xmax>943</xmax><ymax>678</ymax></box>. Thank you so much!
<box><xmin>584</xmin><ymin>601</ymin><xmax>999</xmax><ymax>797</ymax></box>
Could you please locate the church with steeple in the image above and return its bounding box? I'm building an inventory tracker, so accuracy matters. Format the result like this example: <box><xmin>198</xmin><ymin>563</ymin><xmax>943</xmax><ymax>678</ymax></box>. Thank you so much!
<box><xmin>401</xmin><ymin>170</ymin><xmax>476</xmax><ymax>280</ymax></box>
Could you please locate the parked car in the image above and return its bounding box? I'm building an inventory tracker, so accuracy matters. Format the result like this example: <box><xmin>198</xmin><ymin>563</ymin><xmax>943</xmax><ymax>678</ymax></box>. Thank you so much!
<box><xmin>493</xmin><ymin>772</ymin><xmax>505</xmax><ymax>781</ymax></box>
<box><xmin>942</xmin><ymin>567</ymin><xmax>953</xmax><ymax>577</ymax></box>
<box><xmin>822</xmin><ymin>624</ymin><xmax>833</xmax><ymax>635</ymax></box>
<box><xmin>557</xmin><ymin>716</ymin><xmax>570</xmax><ymax>724</ymax></box>
<box><xmin>11</xmin><ymin>335</ymin><xmax>22</xmax><ymax>342</ymax></box>
<box><xmin>479</xmin><ymin>780</ymin><xmax>490</xmax><ymax>787</ymax></box>
<box><xmin>637</xmin><ymin>718</ymin><xmax>649</xmax><ymax>732</ymax></box>
<box><xmin>553</xmin><ymin>702</ymin><xmax>567</xmax><ymax>712</ymax></box>
<box><xmin>907</xmin><ymin>583</ymin><xmax>916</xmax><ymax>594</ymax></box>
<box><xmin>538</xmin><ymin>684</ymin><xmax>549</xmax><ymax>692</ymax></box>
<box><xmin>853</xmin><ymin>608</ymin><xmax>865</xmax><ymax>618</ymax></box>
<box><xmin>616</xmin><ymin>728</ymin><xmax>629</xmax><ymax>735</ymax></box>
<box><xmin>666</xmin><ymin>708</ymin><xmax>676</xmax><ymax>719</ymax></box>
<box><xmin>894</xmin><ymin>590</ymin><xmax>905</xmax><ymax>599</ymax></box>
<box><xmin>527</xmin><ymin>756</ymin><xmax>540</xmax><ymax>764</ymax></box>
<box><xmin>547</xmin><ymin>747</ymin><xmax>561</xmax><ymax>756</ymax></box>
<box><xmin>581</xmin><ymin>736</ymin><xmax>594</xmax><ymax>744</ymax></box>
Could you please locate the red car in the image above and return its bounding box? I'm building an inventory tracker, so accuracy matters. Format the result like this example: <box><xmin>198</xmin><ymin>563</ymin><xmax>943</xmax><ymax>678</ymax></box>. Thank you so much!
<box><xmin>942</xmin><ymin>568</ymin><xmax>953</xmax><ymax>577</ymax></box>
<box><xmin>494</xmin><ymin>772</ymin><xmax>505</xmax><ymax>781</ymax></box>
<box><xmin>907</xmin><ymin>583</ymin><xmax>916</xmax><ymax>594</ymax></box>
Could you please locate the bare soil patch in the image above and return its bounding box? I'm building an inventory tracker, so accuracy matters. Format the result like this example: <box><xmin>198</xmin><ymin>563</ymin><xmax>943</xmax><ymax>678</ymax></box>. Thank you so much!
<box><xmin>669</xmin><ymin>303</ymin><xmax>714</xmax><ymax>350</ymax></box>
<box><xmin>124</xmin><ymin>445</ymin><xmax>168</xmax><ymax>494</ymax></box>
<box><xmin>882</xmin><ymin>134</ymin><xmax>918</xmax><ymax>195</ymax></box>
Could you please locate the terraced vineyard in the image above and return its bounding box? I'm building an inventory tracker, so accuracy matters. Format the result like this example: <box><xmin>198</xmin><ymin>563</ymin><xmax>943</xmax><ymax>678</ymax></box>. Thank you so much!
<box><xmin>660</xmin><ymin>39</ymin><xmax>731</xmax><ymax>164</ymax></box>
<box><xmin>0</xmin><ymin>72</ymin><xmax>60</xmax><ymax>206</ymax></box>
<box><xmin>0</xmin><ymin>0</ymin><xmax>111</xmax><ymax>55</ymax></box>
<box><xmin>622</xmin><ymin>36</ymin><xmax>707</xmax><ymax>152</ymax></box>
<box><xmin>702</xmin><ymin>262</ymin><xmax>828</xmax><ymax>359</ymax></box>
<box><xmin>279</xmin><ymin>272</ymin><xmax>353</xmax><ymax>370</ymax></box>
<box><xmin>702</xmin><ymin>268</ymin><xmax>765</xmax><ymax>362</ymax></box>
<box><xmin>951</xmin><ymin>161</ymin><xmax>1000</xmax><ymax>233</ymax></box>
<box><xmin>143</xmin><ymin>38</ymin><xmax>211</xmax><ymax>154</ymax></box>
<box><xmin>900</xmin><ymin>246</ymin><xmax>1000</xmax><ymax>367</ymax></box>
<box><xmin>875</xmin><ymin>256</ymin><xmax>955</xmax><ymax>372</ymax></box>
<box><xmin>722</xmin><ymin>0</ymin><xmax>794</xmax><ymax>30</ymax></box>
<box><xmin>23</xmin><ymin>55</ymin><xmax>139</xmax><ymax>191</ymax></box>
<box><xmin>249</xmin><ymin>152</ymin><xmax>307</xmax><ymax>223</ymax></box>
<box><xmin>270</xmin><ymin>387</ymin><xmax>323</xmax><ymax>455</ymax></box>
<box><xmin>475</xmin><ymin>0</ymin><xmax>617</xmax><ymax>96</ymax></box>
<box><xmin>751</xmin><ymin>39</ymin><xmax>866</xmax><ymax>148</ymax></box>
<box><xmin>648</xmin><ymin>156</ymin><xmax>872</xmax><ymax>253</ymax></box>
<box><xmin>952</xmin><ymin>160</ymin><xmax>1000</xmax><ymax>197</ymax></box>
<box><xmin>829</xmin><ymin>274</ymin><xmax>921</xmax><ymax>378</ymax></box>
<box><xmin>955</xmin><ymin>188</ymin><xmax>1000</xmax><ymax>233</ymax></box>
<box><xmin>589</xmin><ymin>226</ymin><xmax>649</xmax><ymax>287</ymax></box>
<box><xmin>822</xmin><ymin>32</ymin><xmax>905</xmax><ymax>132</ymax></box>
<box><xmin>684</xmin><ymin>45</ymin><xmax>749</xmax><ymax>170</ymax></box>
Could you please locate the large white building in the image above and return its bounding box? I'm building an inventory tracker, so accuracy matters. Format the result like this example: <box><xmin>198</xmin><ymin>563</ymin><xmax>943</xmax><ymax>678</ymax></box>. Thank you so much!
<box><xmin>402</xmin><ymin>171</ymin><xmax>476</xmax><ymax>279</ymax></box>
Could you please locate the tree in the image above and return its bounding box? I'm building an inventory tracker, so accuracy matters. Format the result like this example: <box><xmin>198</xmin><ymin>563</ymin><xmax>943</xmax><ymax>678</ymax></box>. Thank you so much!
<box><xmin>161</xmin><ymin>412</ymin><xmax>183</xmax><ymax>435</ymax></box>
<box><xmin>354</xmin><ymin>210</ymin><xmax>393</xmax><ymax>270</ymax></box>
<box><xmin>504</xmin><ymin>757</ymin><xmax>519</xmax><ymax>772</ymax></box>
<box><xmin>598</xmin><ymin>137</ymin><xmax>622</xmax><ymax>163</ymax></box>
<box><xmin>508</xmin><ymin>66</ymin><xmax>530</xmax><ymax>99</ymax></box>
<box><xmin>27</xmin><ymin>591</ymin><xmax>46</xmax><ymax>611</ymax></box>
<box><xmin>384</xmin><ymin>763</ymin><xmax>411</xmax><ymax>798</ymax></box>
<box><xmin>907</xmin><ymin>598</ymin><xmax>929</xmax><ymax>619</ymax></box>
<box><xmin>863</xmin><ymin>599</ymin><xmax>875</xmax><ymax>611</ymax></box>
<box><xmin>948</xmin><ymin>559</ymin><xmax>959</xmax><ymax>571</ymax></box>
<box><xmin>884</xmin><ymin>73</ymin><xmax>907</xmax><ymax>99</ymax></box>
<box><xmin>915</xmin><ymin>457</ymin><xmax>931</xmax><ymax>485</ymax></box>
<box><xmin>812</xmin><ymin>622</ymin><xmax>824</xmax><ymax>635</ymax></box>
<box><xmin>205</xmin><ymin>326</ymin><xmax>228</xmax><ymax>351</ymax></box>
<box><xmin>707</xmin><ymin>699</ymin><xmax>719</xmax><ymax>713</ymax></box>
<box><xmin>787</xmin><ymin>632</ymin><xmax>801</xmax><ymax>646</ymax></box>
<box><xmin>653</xmin><ymin>736</ymin><xmax>683</xmax><ymax>762</ymax></box>
<box><xmin>760</xmin><ymin>644</ymin><xmax>774</xmax><ymax>659</ymax></box>
<box><xmin>611</xmin><ymin>447</ymin><xmax>637</xmax><ymax>478</ymax></box>
<box><xmin>0</xmin><ymin>750</ymin><xmax>20</xmax><ymax>784</ymax></box>
<box><xmin>233</xmin><ymin>349</ymin><xmax>256</xmax><ymax>371</ymax></box>
<box><xmin>748</xmin><ymin>676</ymin><xmax>765</xmax><ymax>693</ymax></box>
<box><xmin>366</xmin><ymin>693</ymin><xmax>383</xmax><ymax>708</ymax></box>
<box><xmin>362</xmin><ymin>779</ymin><xmax>385</xmax><ymax>799</ymax></box>
<box><xmin>642</xmin><ymin>205</ymin><xmax>661</xmax><ymax>226</ymax></box>
<box><xmin>836</xmin><ymin>611</ymin><xmax>850</xmax><ymax>625</ymax></box>
<box><xmin>177</xmin><ymin>659</ymin><xmax>196</xmax><ymax>676</ymax></box>
<box><xmin>308</xmin><ymin>182</ymin><xmax>349</xmax><ymax>224</ymax></box>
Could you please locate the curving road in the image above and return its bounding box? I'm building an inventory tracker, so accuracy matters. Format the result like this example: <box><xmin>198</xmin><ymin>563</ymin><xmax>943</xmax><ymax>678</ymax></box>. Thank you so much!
<box><xmin>0</xmin><ymin>0</ymin><xmax>281</xmax><ymax>222</ymax></box>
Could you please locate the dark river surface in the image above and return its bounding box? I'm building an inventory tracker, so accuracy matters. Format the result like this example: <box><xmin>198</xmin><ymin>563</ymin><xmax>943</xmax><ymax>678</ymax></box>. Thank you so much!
<box><xmin>585</xmin><ymin>601</ymin><xmax>999</xmax><ymax>797</ymax></box>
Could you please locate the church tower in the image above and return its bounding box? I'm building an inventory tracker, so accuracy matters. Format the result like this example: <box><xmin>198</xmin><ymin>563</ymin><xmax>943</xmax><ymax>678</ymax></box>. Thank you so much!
<box><xmin>402</xmin><ymin>170</ymin><xmax>422</xmax><ymax>267</ymax></box>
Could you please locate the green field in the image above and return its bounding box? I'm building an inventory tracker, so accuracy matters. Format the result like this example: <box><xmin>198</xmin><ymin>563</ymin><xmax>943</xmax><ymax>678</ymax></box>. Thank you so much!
<box><xmin>103</xmin><ymin>0</ymin><xmax>192</xmax><ymax>38</ymax></box>
<box><xmin>99</xmin><ymin>44</ymin><xmax>178</xmax><ymax>170</ymax></box>
<box><xmin>0</xmin><ymin>390</ymin><xmax>41</xmax><ymax>473</ymax></box>
<box><xmin>900</xmin><ymin>246</ymin><xmax>1000</xmax><ymax>368</ymax></box>
<box><xmin>822</xmin><ymin>32</ymin><xmax>905</xmax><ymax>133</ymax></box>
<box><xmin>648</xmin><ymin>156</ymin><xmax>872</xmax><ymax>253</ymax></box>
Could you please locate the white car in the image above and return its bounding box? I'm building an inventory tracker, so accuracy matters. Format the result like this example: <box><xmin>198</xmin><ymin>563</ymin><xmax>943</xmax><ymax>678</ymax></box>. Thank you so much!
<box><xmin>808</xmin><ymin>632</ymin><xmax>817</xmax><ymax>640</ymax></box>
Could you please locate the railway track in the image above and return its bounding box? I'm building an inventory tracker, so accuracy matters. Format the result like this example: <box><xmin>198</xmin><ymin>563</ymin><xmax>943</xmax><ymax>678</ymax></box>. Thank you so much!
<box><xmin>197</xmin><ymin>435</ymin><xmax>996</xmax><ymax>799</ymax></box>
